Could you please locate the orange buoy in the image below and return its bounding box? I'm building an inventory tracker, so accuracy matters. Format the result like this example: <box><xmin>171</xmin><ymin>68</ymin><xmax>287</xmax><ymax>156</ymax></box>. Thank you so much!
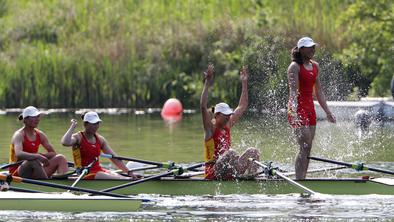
<box><xmin>161</xmin><ymin>98</ymin><xmax>183</xmax><ymax>122</ymax></box>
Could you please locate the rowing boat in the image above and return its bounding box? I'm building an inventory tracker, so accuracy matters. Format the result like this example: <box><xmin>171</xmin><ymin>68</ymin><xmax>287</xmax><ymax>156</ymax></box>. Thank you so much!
<box><xmin>9</xmin><ymin>177</ymin><xmax>394</xmax><ymax>195</ymax></box>
<box><xmin>0</xmin><ymin>191</ymin><xmax>142</xmax><ymax>212</ymax></box>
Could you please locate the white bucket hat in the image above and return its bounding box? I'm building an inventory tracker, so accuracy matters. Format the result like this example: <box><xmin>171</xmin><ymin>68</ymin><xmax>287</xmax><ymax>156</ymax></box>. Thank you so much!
<box><xmin>83</xmin><ymin>111</ymin><xmax>102</xmax><ymax>124</ymax></box>
<box><xmin>297</xmin><ymin>37</ymin><xmax>316</xmax><ymax>48</ymax></box>
<box><xmin>20</xmin><ymin>106</ymin><xmax>41</xmax><ymax>119</ymax></box>
<box><xmin>214</xmin><ymin>103</ymin><xmax>234</xmax><ymax>115</ymax></box>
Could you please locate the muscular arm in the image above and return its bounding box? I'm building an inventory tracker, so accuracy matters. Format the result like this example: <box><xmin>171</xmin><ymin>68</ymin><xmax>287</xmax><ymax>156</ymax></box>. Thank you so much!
<box><xmin>287</xmin><ymin>62</ymin><xmax>300</xmax><ymax>113</ymax></box>
<box><xmin>100</xmin><ymin>136</ymin><xmax>129</xmax><ymax>173</ymax></box>
<box><xmin>39</xmin><ymin>131</ymin><xmax>57</xmax><ymax>159</ymax></box>
<box><xmin>61</xmin><ymin>119</ymin><xmax>78</xmax><ymax>146</ymax></box>
<box><xmin>229</xmin><ymin>66</ymin><xmax>248</xmax><ymax>127</ymax></box>
<box><xmin>12</xmin><ymin>131</ymin><xmax>47</xmax><ymax>163</ymax></box>
<box><xmin>200</xmin><ymin>64</ymin><xmax>214</xmax><ymax>140</ymax></box>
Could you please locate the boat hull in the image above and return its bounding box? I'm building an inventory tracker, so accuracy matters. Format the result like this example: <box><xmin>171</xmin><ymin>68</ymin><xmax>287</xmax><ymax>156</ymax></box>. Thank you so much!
<box><xmin>10</xmin><ymin>178</ymin><xmax>394</xmax><ymax>195</ymax></box>
<box><xmin>0</xmin><ymin>192</ymin><xmax>141</xmax><ymax>212</ymax></box>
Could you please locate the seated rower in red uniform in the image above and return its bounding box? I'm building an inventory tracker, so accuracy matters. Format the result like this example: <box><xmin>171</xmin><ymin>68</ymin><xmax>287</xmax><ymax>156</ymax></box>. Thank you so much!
<box><xmin>61</xmin><ymin>111</ymin><xmax>139</xmax><ymax>180</ymax></box>
<box><xmin>9</xmin><ymin>106</ymin><xmax>68</xmax><ymax>179</ymax></box>
<box><xmin>200</xmin><ymin>64</ymin><xmax>260</xmax><ymax>180</ymax></box>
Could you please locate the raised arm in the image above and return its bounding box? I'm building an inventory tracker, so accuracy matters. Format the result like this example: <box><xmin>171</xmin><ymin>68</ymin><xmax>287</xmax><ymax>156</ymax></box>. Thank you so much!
<box><xmin>287</xmin><ymin>62</ymin><xmax>300</xmax><ymax>116</ymax></box>
<box><xmin>200</xmin><ymin>64</ymin><xmax>214</xmax><ymax>140</ymax></box>
<box><xmin>314</xmin><ymin>64</ymin><xmax>336</xmax><ymax>123</ymax></box>
<box><xmin>229</xmin><ymin>66</ymin><xmax>248</xmax><ymax>127</ymax></box>
<box><xmin>61</xmin><ymin>119</ymin><xmax>79</xmax><ymax>146</ymax></box>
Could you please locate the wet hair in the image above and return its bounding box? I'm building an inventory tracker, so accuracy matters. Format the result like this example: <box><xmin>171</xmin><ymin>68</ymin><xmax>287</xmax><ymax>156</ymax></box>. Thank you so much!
<box><xmin>291</xmin><ymin>46</ymin><xmax>303</xmax><ymax>65</ymax></box>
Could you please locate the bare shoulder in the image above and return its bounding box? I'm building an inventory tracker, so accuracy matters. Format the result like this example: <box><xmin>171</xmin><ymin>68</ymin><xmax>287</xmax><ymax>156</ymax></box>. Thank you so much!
<box><xmin>11</xmin><ymin>128</ymin><xmax>24</xmax><ymax>141</ymax></box>
<box><xmin>96</xmin><ymin>134</ymin><xmax>107</xmax><ymax>144</ymax></box>
<box><xmin>72</xmin><ymin>132</ymin><xmax>82</xmax><ymax>142</ymax></box>
<box><xmin>311</xmin><ymin>60</ymin><xmax>320</xmax><ymax>69</ymax></box>
<box><xmin>287</xmin><ymin>62</ymin><xmax>300</xmax><ymax>73</ymax></box>
<box><xmin>36</xmin><ymin>129</ymin><xmax>46</xmax><ymax>137</ymax></box>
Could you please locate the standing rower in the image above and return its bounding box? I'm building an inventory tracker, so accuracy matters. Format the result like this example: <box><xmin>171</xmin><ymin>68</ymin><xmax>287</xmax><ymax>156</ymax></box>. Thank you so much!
<box><xmin>287</xmin><ymin>37</ymin><xmax>336</xmax><ymax>179</ymax></box>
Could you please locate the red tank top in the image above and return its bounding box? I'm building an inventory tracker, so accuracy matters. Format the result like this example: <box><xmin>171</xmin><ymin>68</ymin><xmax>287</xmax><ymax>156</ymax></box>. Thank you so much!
<box><xmin>297</xmin><ymin>62</ymin><xmax>318</xmax><ymax>111</ymax></box>
<box><xmin>205</xmin><ymin>126</ymin><xmax>231</xmax><ymax>179</ymax></box>
<box><xmin>213</xmin><ymin>126</ymin><xmax>231</xmax><ymax>157</ymax></box>
<box><xmin>78</xmin><ymin>132</ymin><xmax>103</xmax><ymax>172</ymax></box>
<box><xmin>9</xmin><ymin>130</ymin><xmax>41</xmax><ymax>174</ymax></box>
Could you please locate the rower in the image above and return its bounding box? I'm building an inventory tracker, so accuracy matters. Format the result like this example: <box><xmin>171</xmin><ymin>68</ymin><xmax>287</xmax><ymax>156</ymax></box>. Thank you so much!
<box><xmin>9</xmin><ymin>106</ymin><xmax>69</xmax><ymax>179</ymax></box>
<box><xmin>61</xmin><ymin>111</ymin><xmax>140</xmax><ymax>180</ymax></box>
<box><xmin>200</xmin><ymin>64</ymin><xmax>260</xmax><ymax>180</ymax></box>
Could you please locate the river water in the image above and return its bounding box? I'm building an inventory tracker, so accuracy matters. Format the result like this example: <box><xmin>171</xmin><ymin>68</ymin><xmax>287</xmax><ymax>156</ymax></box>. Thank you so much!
<box><xmin>0</xmin><ymin>110</ymin><xmax>393</xmax><ymax>221</ymax></box>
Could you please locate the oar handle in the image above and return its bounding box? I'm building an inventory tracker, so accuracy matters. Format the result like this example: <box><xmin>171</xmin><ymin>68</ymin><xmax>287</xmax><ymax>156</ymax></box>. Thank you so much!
<box><xmin>70</xmin><ymin>158</ymin><xmax>98</xmax><ymax>190</ymax></box>
<box><xmin>100</xmin><ymin>153</ymin><xmax>174</xmax><ymax>169</ymax></box>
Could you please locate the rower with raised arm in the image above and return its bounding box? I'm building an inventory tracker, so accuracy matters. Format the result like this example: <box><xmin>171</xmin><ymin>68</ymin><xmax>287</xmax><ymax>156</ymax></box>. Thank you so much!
<box><xmin>61</xmin><ymin>111</ymin><xmax>140</xmax><ymax>180</ymax></box>
<box><xmin>9</xmin><ymin>106</ymin><xmax>68</xmax><ymax>179</ymax></box>
<box><xmin>200</xmin><ymin>64</ymin><xmax>260</xmax><ymax>180</ymax></box>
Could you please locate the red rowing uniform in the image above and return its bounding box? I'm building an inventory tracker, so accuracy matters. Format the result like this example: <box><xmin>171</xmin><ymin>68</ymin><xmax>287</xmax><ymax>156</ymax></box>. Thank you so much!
<box><xmin>204</xmin><ymin>126</ymin><xmax>231</xmax><ymax>180</ymax></box>
<box><xmin>288</xmin><ymin>61</ymin><xmax>318</xmax><ymax>128</ymax></box>
<box><xmin>9</xmin><ymin>130</ymin><xmax>41</xmax><ymax>176</ymax></box>
<box><xmin>72</xmin><ymin>132</ymin><xmax>109</xmax><ymax>179</ymax></box>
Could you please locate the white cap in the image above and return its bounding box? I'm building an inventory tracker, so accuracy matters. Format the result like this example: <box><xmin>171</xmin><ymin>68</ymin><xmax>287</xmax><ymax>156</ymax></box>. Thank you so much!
<box><xmin>214</xmin><ymin>103</ymin><xmax>234</xmax><ymax>115</ymax></box>
<box><xmin>297</xmin><ymin>37</ymin><xmax>316</xmax><ymax>48</ymax></box>
<box><xmin>21</xmin><ymin>106</ymin><xmax>41</xmax><ymax>119</ymax></box>
<box><xmin>83</xmin><ymin>111</ymin><xmax>102</xmax><ymax>124</ymax></box>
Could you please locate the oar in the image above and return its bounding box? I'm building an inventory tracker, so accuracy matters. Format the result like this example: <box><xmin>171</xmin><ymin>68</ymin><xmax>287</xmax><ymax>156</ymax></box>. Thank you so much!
<box><xmin>283</xmin><ymin>166</ymin><xmax>347</xmax><ymax>177</ymax></box>
<box><xmin>0</xmin><ymin>173</ymin><xmax>131</xmax><ymax>198</ymax></box>
<box><xmin>9</xmin><ymin>186</ymin><xmax>43</xmax><ymax>193</ymax></box>
<box><xmin>249</xmin><ymin>158</ymin><xmax>316</xmax><ymax>195</ymax></box>
<box><xmin>309</xmin><ymin>156</ymin><xmax>394</xmax><ymax>175</ymax></box>
<box><xmin>1</xmin><ymin>161</ymin><xmax>74</xmax><ymax>170</ymax></box>
<box><xmin>100</xmin><ymin>153</ymin><xmax>175</xmax><ymax>169</ymax></box>
<box><xmin>100</xmin><ymin>162</ymin><xmax>204</xmax><ymax>193</ymax></box>
<box><xmin>67</xmin><ymin>157</ymin><xmax>98</xmax><ymax>192</ymax></box>
<box><xmin>0</xmin><ymin>161</ymin><xmax>23</xmax><ymax>170</ymax></box>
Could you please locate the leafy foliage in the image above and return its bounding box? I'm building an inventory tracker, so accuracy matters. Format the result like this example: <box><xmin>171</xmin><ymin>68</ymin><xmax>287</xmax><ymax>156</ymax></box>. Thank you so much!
<box><xmin>337</xmin><ymin>0</ymin><xmax>394</xmax><ymax>96</ymax></box>
<box><xmin>0</xmin><ymin>0</ymin><xmax>389</xmax><ymax>109</ymax></box>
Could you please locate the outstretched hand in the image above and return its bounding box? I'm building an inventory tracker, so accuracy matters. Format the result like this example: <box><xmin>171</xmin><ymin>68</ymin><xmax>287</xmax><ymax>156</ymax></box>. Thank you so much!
<box><xmin>203</xmin><ymin>64</ymin><xmax>214</xmax><ymax>85</ymax></box>
<box><xmin>70</xmin><ymin>119</ymin><xmax>78</xmax><ymax>129</ymax></box>
<box><xmin>327</xmin><ymin>112</ymin><xmax>336</xmax><ymax>123</ymax></box>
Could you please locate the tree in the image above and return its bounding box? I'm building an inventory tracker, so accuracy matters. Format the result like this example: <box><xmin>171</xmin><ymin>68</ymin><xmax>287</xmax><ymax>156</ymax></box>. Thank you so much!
<box><xmin>337</xmin><ymin>0</ymin><xmax>394</xmax><ymax>97</ymax></box>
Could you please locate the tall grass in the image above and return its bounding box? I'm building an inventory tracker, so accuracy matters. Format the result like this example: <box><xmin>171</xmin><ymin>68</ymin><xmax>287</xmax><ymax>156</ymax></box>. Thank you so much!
<box><xmin>0</xmin><ymin>0</ymin><xmax>351</xmax><ymax>108</ymax></box>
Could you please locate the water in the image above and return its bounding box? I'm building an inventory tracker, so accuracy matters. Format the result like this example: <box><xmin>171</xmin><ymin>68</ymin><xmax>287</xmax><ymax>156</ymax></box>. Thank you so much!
<box><xmin>0</xmin><ymin>111</ymin><xmax>393</xmax><ymax>221</ymax></box>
